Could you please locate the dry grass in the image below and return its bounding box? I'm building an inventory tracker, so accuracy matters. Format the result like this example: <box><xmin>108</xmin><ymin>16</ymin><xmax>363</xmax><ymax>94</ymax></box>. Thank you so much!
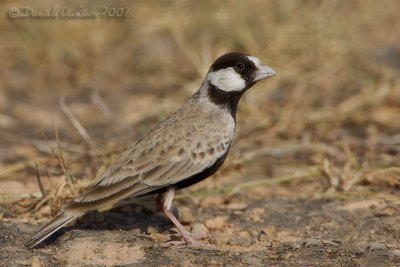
<box><xmin>0</xmin><ymin>0</ymin><xmax>399</xmax><ymax>221</ymax></box>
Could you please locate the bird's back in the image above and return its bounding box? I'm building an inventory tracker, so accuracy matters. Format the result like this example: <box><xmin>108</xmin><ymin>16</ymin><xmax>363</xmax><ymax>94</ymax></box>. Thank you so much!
<box><xmin>66</xmin><ymin>93</ymin><xmax>235</xmax><ymax>211</ymax></box>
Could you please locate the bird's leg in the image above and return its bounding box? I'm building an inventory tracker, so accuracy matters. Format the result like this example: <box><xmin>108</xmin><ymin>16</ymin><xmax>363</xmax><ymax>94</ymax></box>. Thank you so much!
<box><xmin>156</xmin><ymin>188</ymin><xmax>201</xmax><ymax>245</ymax></box>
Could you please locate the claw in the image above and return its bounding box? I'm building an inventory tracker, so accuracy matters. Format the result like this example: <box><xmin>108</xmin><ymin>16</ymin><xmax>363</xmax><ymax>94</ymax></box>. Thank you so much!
<box><xmin>156</xmin><ymin>189</ymin><xmax>210</xmax><ymax>247</ymax></box>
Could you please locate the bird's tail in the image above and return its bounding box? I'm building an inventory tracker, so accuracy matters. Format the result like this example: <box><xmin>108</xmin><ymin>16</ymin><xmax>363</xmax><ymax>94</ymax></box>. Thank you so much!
<box><xmin>26</xmin><ymin>211</ymin><xmax>82</xmax><ymax>249</ymax></box>
<box><xmin>26</xmin><ymin>180</ymin><xmax>157</xmax><ymax>248</ymax></box>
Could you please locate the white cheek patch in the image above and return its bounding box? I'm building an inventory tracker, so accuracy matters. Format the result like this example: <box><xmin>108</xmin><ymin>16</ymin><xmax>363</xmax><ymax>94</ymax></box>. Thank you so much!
<box><xmin>208</xmin><ymin>68</ymin><xmax>246</xmax><ymax>92</ymax></box>
<box><xmin>247</xmin><ymin>56</ymin><xmax>262</xmax><ymax>69</ymax></box>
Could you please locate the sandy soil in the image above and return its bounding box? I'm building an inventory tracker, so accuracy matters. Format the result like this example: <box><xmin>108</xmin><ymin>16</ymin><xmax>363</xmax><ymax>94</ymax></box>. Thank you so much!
<box><xmin>2</xmin><ymin>191</ymin><xmax>400</xmax><ymax>266</ymax></box>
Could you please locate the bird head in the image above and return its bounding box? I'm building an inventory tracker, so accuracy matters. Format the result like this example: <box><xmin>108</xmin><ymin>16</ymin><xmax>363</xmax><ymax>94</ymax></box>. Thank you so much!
<box><xmin>206</xmin><ymin>52</ymin><xmax>277</xmax><ymax>93</ymax></box>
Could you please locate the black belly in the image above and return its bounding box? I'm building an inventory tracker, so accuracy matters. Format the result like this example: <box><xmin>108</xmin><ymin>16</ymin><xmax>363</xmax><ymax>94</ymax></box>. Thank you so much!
<box><xmin>144</xmin><ymin>147</ymin><xmax>230</xmax><ymax>196</ymax></box>
<box><xmin>173</xmin><ymin>148</ymin><xmax>230</xmax><ymax>190</ymax></box>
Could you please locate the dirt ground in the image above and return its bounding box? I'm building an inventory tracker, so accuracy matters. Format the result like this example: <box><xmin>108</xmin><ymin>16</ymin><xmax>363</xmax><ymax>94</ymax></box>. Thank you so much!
<box><xmin>1</xmin><ymin>0</ymin><xmax>400</xmax><ymax>266</ymax></box>
<box><xmin>2</xmin><ymin>194</ymin><xmax>400</xmax><ymax>266</ymax></box>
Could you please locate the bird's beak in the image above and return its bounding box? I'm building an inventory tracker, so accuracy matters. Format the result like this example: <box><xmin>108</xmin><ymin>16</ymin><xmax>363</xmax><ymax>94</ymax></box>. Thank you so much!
<box><xmin>253</xmin><ymin>64</ymin><xmax>277</xmax><ymax>81</ymax></box>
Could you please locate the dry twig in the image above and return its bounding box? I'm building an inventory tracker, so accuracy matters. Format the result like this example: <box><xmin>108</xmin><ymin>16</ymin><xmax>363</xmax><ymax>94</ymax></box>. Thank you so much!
<box><xmin>59</xmin><ymin>96</ymin><xmax>96</xmax><ymax>148</ymax></box>
<box><xmin>35</xmin><ymin>162</ymin><xmax>46</xmax><ymax>198</ymax></box>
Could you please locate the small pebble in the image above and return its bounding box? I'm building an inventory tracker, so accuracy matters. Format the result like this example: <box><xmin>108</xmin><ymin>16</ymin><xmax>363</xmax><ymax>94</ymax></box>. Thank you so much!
<box><xmin>302</xmin><ymin>238</ymin><xmax>322</xmax><ymax>247</ymax></box>
<box><xmin>384</xmin><ymin>243</ymin><xmax>397</xmax><ymax>249</ymax></box>
<box><xmin>205</xmin><ymin>216</ymin><xmax>227</xmax><ymax>229</ymax></box>
<box><xmin>260</xmin><ymin>226</ymin><xmax>278</xmax><ymax>242</ymax></box>
<box><xmin>209</xmin><ymin>232</ymin><xmax>230</xmax><ymax>245</ymax></box>
<box><xmin>287</xmin><ymin>241</ymin><xmax>302</xmax><ymax>250</ymax></box>
<box><xmin>130</xmin><ymin>228</ymin><xmax>141</xmax><ymax>235</ymax></box>
<box><xmin>321</xmin><ymin>239</ymin><xmax>338</xmax><ymax>246</ymax></box>
<box><xmin>31</xmin><ymin>257</ymin><xmax>43</xmax><ymax>267</ymax></box>
<box><xmin>191</xmin><ymin>223</ymin><xmax>209</xmax><ymax>237</ymax></box>
<box><xmin>241</xmin><ymin>253</ymin><xmax>262</xmax><ymax>265</ymax></box>
<box><xmin>348</xmin><ymin>244</ymin><xmax>365</xmax><ymax>255</ymax></box>
<box><xmin>226</xmin><ymin>202</ymin><xmax>248</xmax><ymax>210</ymax></box>
<box><xmin>389</xmin><ymin>249</ymin><xmax>400</xmax><ymax>257</ymax></box>
<box><xmin>259</xmin><ymin>234</ymin><xmax>269</xmax><ymax>243</ymax></box>
<box><xmin>38</xmin><ymin>205</ymin><xmax>51</xmax><ymax>217</ymax></box>
<box><xmin>147</xmin><ymin>226</ymin><xmax>159</xmax><ymax>234</ymax></box>
<box><xmin>200</xmin><ymin>196</ymin><xmax>224</xmax><ymax>208</ymax></box>
<box><xmin>366</xmin><ymin>242</ymin><xmax>387</xmax><ymax>251</ymax></box>
<box><xmin>177</xmin><ymin>206</ymin><xmax>195</xmax><ymax>224</ymax></box>
<box><xmin>229</xmin><ymin>231</ymin><xmax>252</xmax><ymax>247</ymax></box>
<box><xmin>150</xmin><ymin>233</ymin><xmax>171</xmax><ymax>243</ymax></box>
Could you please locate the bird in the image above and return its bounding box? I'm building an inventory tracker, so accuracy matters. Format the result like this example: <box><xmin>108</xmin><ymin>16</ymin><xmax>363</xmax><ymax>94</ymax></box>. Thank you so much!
<box><xmin>26</xmin><ymin>52</ymin><xmax>277</xmax><ymax>248</ymax></box>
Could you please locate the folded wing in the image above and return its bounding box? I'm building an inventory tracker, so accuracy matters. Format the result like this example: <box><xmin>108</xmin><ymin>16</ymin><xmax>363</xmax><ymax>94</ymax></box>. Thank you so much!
<box><xmin>65</xmin><ymin>115</ymin><xmax>232</xmax><ymax>212</ymax></box>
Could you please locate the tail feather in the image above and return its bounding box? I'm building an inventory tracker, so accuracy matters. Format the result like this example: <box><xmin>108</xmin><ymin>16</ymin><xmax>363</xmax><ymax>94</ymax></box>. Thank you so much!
<box><xmin>27</xmin><ymin>182</ymin><xmax>162</xmax><ymax>248</ymax></box>
<box><xmin>26</xmin><ymin>212</ymin><xmax>80</xmax><ymax>249</ymax></box>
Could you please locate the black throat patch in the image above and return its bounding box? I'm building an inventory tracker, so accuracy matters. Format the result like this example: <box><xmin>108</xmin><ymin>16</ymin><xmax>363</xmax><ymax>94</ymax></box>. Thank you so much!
<box><xmin>207</xmin><ymin>82</ymin><xmax>245</xmax><ymax>119</ymax></box>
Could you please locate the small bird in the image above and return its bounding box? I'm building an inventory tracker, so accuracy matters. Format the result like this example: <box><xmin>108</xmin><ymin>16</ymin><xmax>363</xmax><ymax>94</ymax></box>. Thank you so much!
<box><xmin>27</xmin><ymin>52</ymin><xmax>277</xmax><ymax>248</ymax></box>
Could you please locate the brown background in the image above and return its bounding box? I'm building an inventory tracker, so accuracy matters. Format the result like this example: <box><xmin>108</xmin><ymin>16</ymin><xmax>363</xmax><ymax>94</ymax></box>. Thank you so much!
<box><xmin>1</xmin><ymin>1</ymin><xmax>400</xmax><ymax>266</ymax></box>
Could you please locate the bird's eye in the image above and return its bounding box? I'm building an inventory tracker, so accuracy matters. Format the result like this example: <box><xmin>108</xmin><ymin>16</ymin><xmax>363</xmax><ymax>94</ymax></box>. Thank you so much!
<box><xmin>236</xmin><ymin>63</ymin><xmax>245</xmax><ymax>70</ymax></box>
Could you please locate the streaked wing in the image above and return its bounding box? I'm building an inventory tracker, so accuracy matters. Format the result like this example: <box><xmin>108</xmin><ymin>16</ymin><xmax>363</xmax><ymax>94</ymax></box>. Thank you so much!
<box><xmin>69</xmin><ymin>111</ymin><xmax>233</xmax><ymax>207</ymax></box>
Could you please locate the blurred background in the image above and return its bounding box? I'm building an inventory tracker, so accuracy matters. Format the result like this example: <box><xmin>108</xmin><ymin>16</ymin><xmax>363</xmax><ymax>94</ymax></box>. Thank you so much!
<box><xmin>0</xmin><ymin>0</ymin><xmax>399</xmax><ymax>221</ymax></box>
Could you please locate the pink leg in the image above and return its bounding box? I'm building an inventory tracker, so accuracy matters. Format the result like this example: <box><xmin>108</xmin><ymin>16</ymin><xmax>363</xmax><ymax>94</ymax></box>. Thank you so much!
<box><xmin>156</xmin><ymin>188</ymin><xmax>202</xmax><ymax>245</ymax></box>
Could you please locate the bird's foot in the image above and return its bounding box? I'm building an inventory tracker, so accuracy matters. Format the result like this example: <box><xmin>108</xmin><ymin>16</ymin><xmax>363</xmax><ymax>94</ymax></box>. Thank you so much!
<box><xmin>176</xmin><ymin>228</ymin><xmax>213</xmax><ymax>247</ymax></box>
<box><xmin>162</xmin><ymin>229</ymin><xmax>209</xmax><ymax>247</ymax></box>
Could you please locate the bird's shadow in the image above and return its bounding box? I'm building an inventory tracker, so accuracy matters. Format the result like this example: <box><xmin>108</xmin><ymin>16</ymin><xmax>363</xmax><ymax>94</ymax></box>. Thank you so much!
<box><xmin>33</xmin><ymin>197</ymin><xmax>182</xmax><ymax>248</ymax></box>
